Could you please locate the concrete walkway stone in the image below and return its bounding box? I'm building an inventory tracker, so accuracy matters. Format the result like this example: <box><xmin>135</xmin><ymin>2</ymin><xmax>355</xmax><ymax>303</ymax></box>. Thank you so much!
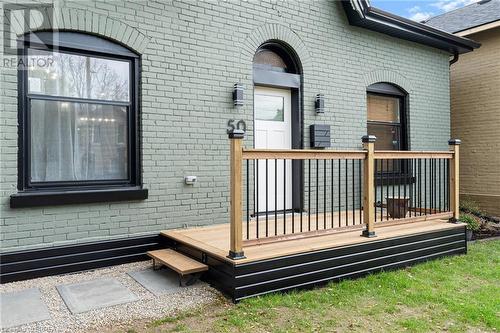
<box><xmin>56</xmin><ymin>278</ymin><xmax>138</xmax><ymax>314</ymax></box>
<box><xmin>128</xmin><ymin>269</ymin><xmax>183</xmax><ymax>296</ymax></box>
<box><xmin>0</xmin><ymin>288</ymin><xmax>50</xmax><ymax>329</ymax></box>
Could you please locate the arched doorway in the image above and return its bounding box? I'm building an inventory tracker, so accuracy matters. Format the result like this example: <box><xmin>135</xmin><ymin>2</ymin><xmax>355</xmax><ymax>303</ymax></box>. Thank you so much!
<box><xmin>253</xmin><ymin>42</ymin><xmax>302</xmax><ymax>214</ymax></box>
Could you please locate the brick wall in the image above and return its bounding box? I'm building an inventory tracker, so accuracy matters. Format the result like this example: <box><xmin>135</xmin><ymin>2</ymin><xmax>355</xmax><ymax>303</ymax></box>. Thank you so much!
<box><xmin>450</xmin><ymin>27</ymin><xmax>500</xmax><ymax>216</ymax></box>
<box><xmin>0</xmin><ymin>0</ymin><xmax>451</xmax><ymax>252</ymax></box>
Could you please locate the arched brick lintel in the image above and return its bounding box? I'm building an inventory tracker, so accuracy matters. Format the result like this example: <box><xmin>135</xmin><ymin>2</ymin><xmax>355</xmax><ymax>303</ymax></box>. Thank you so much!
<box><xmin>240</xmin><ymin>23</ymin><xmax>312</xmax><ymax>75</ymax></box>
<box><xmin>363</xmin><ymin>69</ymin><xmax>415</xmax><ymax>95</ymax></box>
<box><xmin>11</xmin><ymin>7</ymin><xmax>150</xmax><ymax>54</ymax></box>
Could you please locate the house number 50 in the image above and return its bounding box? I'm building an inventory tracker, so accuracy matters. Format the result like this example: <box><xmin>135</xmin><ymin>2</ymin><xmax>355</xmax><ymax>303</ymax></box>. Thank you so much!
<box><xmin>227</xmin><ymin>119</ymin><xmax>246</xmax><ymax>133</ymax></box>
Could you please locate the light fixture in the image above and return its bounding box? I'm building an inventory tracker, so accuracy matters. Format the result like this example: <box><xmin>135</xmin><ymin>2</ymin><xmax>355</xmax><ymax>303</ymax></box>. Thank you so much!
<box><xmin>233</xmin><ymin>83</ymin><xmax>243</xmax><ymax>106</ymax></box>
<box><xmin>315</xmin><ymin>94</ymin><xmax>325</xmax><ymax>113</ymax></box>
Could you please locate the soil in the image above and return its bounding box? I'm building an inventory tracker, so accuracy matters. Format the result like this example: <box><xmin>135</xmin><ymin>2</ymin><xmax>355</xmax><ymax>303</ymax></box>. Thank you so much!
<box><xmin>471</xmin><ymin>214</ymin><xmax>500</xmax><ymax>240</ymax></box>
<box><xmin>475</xmin><ymin>220</ymin><xmax>500</xmax><ymax>239</ymax></box>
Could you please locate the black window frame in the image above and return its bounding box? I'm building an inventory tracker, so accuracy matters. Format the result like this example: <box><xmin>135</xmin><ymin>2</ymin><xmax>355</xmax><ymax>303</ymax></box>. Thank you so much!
<box><xmin>11</xmin><ymin>32</ymin><xmax>146</xmax><ymax>208</ymax></box>
<box><xmin>367</xmin><ymin>83</ymin><xmax>413</xmax><ymax>185</ymax></box>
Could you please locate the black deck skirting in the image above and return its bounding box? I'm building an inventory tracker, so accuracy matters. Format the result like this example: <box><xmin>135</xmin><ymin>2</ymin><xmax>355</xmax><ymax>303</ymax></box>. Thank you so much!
<box><xmin>1</xmin><ymin>226</ymin><xmax>467</xmax><ymax>302</ymax></box>
<box><xmin>0</xmin><ymin>235</ymin><xmax>166</xmax><ymax>283</ymax></box>
<box><xmin>173</xmin><ymin>226</ymin><xmax>467</xmax><ymax>302</ymax></box>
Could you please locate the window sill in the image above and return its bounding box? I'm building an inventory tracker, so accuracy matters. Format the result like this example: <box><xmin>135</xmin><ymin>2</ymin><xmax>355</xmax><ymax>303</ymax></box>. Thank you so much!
<box><xmin>10</xmin><ymin>187</ymin><xmax>148</xmax><ymax>208</ymax></box>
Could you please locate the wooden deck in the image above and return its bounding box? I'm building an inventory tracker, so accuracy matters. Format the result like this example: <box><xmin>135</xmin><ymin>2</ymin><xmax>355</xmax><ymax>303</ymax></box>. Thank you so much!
<box><xmin>162</xmin><ymin>214</ymin><xmax>461</xmax><ymax>265</ymax></box>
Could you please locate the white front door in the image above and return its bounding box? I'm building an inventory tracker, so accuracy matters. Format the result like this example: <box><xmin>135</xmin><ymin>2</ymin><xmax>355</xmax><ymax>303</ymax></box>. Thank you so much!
<box><xmin>254</xmin><ymin>86</ymin><xmax>292</xmax><ymax>213</ymax></box>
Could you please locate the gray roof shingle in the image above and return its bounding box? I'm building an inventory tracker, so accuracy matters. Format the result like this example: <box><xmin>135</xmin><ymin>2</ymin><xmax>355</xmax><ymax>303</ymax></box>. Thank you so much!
<box><xmin>423</xmin><ymin>0</ymin><xmax>500</xmax><ymax>33</ymax></box>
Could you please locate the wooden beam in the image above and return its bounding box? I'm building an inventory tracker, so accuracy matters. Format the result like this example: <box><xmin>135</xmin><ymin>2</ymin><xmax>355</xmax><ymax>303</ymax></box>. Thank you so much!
<box><xmin>449</xmin><ymin>139</ymin><xmax>461</xmax><ymax>222</ymax></box>
<box><xmin>242</xmin><ymin>149</ymin><xmax>366</xmax><ymax>160</ymax></box>
<box><xmin>228</xmin><ymin>130</ymin><xmax>245</xmax><ymax>259</ymax></box>
<box><xmin>362</xmin><ymin>136</ymin><xmax>376</xmax><ymax>237</ymax></box>
<box><xmin>374</xmin><ymin>151</ymin><xmax>453</xmax><ymax>160</ymax></box>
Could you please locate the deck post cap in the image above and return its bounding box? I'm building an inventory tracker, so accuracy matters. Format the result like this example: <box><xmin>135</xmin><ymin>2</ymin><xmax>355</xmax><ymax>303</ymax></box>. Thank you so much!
<box><xmin>361</xmin><ymin>135</ymin><xmax>377</xmax><ymax>143</ymax></box>
<box><xmin>228</xmin><ymin>129</ymin><xmax>245</xmax><ymax>139</ymax></box>
<box><xmin>448</xmin><ymin>138</ymin><xmax>461</xmax><ymax>145</ymax></box>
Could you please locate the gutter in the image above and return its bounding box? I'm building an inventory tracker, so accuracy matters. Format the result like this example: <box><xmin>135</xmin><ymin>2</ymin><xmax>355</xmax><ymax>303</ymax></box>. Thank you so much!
<box><xmin>449</xmin><ymin>52</ymin><xmax>459</xmax><ymax>65</ymax></box>
<box><xmin>341</xmin><ymin>0</ymin><xmax>481</xmax><ymax>54</ymax></box>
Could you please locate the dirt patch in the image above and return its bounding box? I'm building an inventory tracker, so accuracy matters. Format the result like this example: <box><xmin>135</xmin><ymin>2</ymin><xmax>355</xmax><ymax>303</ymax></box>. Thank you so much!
<box><xmin>475</xmin><ymin>219</ymin><xmax>500</xmax><ymax>239</ymax></box>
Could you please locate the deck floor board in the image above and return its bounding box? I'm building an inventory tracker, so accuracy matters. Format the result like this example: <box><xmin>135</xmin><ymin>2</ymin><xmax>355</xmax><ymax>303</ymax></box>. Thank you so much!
<box><xmin>161</xmin><ymin>214</ymin><xmax>463</xmax><ymax>265</ymax></box>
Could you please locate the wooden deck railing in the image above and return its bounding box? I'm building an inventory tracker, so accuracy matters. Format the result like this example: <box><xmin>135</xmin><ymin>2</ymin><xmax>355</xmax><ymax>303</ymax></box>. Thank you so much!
<box><xmin>227</xmin><ymin>130</ymin><xmax>460</xmax><ymax>259</ymax></box>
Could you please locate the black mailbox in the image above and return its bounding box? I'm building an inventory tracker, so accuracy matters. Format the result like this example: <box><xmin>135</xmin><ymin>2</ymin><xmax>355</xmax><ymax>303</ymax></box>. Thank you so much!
<box><xmin>310</xmin><ymin>124</ymin><xmax>331</xmax><ymax>148</ymax></box>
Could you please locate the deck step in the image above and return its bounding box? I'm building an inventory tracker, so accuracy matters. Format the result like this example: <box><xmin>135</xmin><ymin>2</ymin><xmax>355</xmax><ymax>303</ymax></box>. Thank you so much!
<box><xmin>147</xmin><ymin>249</ymin><xmax>208</xmax><ymax>276</ymax></box>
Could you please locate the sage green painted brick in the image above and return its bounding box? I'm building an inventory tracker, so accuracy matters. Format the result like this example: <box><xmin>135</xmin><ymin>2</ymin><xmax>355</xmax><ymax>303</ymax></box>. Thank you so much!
<box><xmin>0</xmin><ymin>0</ymin><xmax>452</xmax><ymax>253</ymax></box>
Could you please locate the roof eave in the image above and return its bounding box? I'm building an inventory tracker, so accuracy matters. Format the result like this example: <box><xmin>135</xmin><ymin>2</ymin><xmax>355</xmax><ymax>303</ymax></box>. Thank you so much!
<box><xmin>341</xmin><ymin>0</ymin><xmax>481</xmax><ymax>54</ymax></box>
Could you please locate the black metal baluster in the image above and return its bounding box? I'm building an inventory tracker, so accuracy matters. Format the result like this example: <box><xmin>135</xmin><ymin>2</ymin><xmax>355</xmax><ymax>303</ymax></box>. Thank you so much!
<box><xmin>338</xmin><ymin>160</ymin><xmax>341</xmax><ymax>228</ymax></box>
<box><xmin>419</xmin><ymin>159</ymin><xmax>422</xmax><ymax>216</ymax></box>
<box><xmin>308</xmin><ymin>159</ymin><xmax>311</xmax><ymax>231</ymax></box>
<box><xmin>345</xmin><ymin>159</ymin><xmax>348</xmax><ymax>226</ymax></box>
<box><xmin>246</xmin><ymin>159</ymin><xmax>249</xmax><ymax>240</ymax></box>
<box><xmin>324</xmin><ymin>160</ymin><xmax>327</xmax><ymax>230</ymax></box>
<box><xmin>316</xmin><ymin>159</ymin><xmax>319</xmax><ymax>230</ymax></box>
<box><xmin>358</xmin><ymin>159</ymin><xmax>362</xmax><ymax>225</ymax></box>
<box><xmin>398</xmin><ymin>158</ymin><xmax>401</xmax><ymax>199</ymax></box>
<box><xmin>424</xmin><ymin>159</ymin><xmax>427</xmax><ymax>215</ymax></box>
<box><xmin>299</xmin><ymin>162</ymin><xmax>303</xmax><ymax>233</ymax></box>
<box><xmin>352</xmin><ymin>159</ymin><xmax>355</xmax><ymax>226</ymax></box>
<box><xmin>380</xmin><ymin>159</ymin><xmax>384</xmax><ymax>221</ymax></box>
<box><xmin>403</xmin><ymin>159</ymin><xmax>407</xmax><ymax>218</ymax></box>
<box><xmin>375</xmin><ymin>159</ymin><xmax>378</xmax><ymax>223</ymax></box>
<box><xmin>439</xmin><ymin>159</ymin><xmax>442</xmax><ymax>212</ymax></box>
<box><xmin>412</xmin><ymin>159</ymin><xmax>416</xmax><ymax>217</ymax></box>
<box><xmin>292</xmin><ymin>161</ymin><xmax>295</xmax><ymax>234</ymax></box>
<box><xmin>386</xmin><ymin>159</ymin><xmax>390</xmax><ymax>221</ymax></box>
<box><xmin>283</xmin><ymin>158</ymin><xmax>286</xmax><ymax>235</ymax></box>
<box><xmin>265</xmin><ymin>159</ymin><xmax>268</xmax><ymax>237</ymax></box>
<box><xmin>434</xmin><ymin>159</ymin><xmax>436</xmax><ymax>213</ymax></box>
<box><xmin>408</xmin><ymin>159</ymin><xmax>412</xmax><ymax>218</ymax></box>
<box><xmin>431</xmin><ymin>159</ymin><xmax>434</xmax><ymax>214</ymax></box>
<box><xmin>446</xmin><ymin>160</ymin><xmax>451</xmax><ymax>211</ymax></box>
<box><xmin>331</xmin><ymin>159</ymin><xmax>334</xmax><ymax>228</ymax></box>
<box><xmin>393</xmin><ymin>159</ymin><xmax>397</xmax><ymax>220</ymax></box>
<box><xmin>256</xmin><ymin>159</ymin><xmax>259</xmax><ymax>238</ymax></box>
<box><xmin>275</xmin><ymin>159</ymin><xmax>277</xmax><ymax>236</ymax></box>
<box><xmin>429</xmin><ymin>159</ymin><xmax>432</xmax><ymax>214</ymax></box>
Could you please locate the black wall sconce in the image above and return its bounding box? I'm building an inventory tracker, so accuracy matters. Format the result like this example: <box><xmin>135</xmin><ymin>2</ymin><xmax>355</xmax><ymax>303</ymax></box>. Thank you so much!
<box><xmin>233</xmin><ymin>83</ymin><xmax>244</xmax><ymax>106</ymax></box>
<box><xmin>315</xmin><ymin>94</ymin><xmax>325</xmax><ymax>114</ymax></box>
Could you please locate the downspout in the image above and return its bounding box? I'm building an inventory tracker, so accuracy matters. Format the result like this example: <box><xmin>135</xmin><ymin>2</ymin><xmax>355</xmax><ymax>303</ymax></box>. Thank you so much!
<box><xmin>449</xmin><ymin>51</ymin><xmax>459</xmax><ymax>65</ymax></box>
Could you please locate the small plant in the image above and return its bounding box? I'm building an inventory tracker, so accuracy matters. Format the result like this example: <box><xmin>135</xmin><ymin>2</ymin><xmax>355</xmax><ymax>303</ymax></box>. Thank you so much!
<box><xmin>459</xmin><ymin>199</ymin><xmax>483</xmax><ymax>216</ymax></box>
<box><xmin>460</xmin><ymin>214</ymin><xmax>480</xmax><ymax>231</ymax></box>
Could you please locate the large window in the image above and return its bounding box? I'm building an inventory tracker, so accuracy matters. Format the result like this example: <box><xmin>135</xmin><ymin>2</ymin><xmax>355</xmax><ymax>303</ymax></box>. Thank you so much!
<box><xmin>367</xmin><ymin>94</ymin><xmax>403</xmax><ymax>150</ymax></box>
<box><xmin>13</xmin><ymin>32</ymin><xmax>145</xmax><ymax>207</ymax></box>
<box><xmin>367</xmin><ymin>83</ymin><xmax>408</xmax><ymax>175</ymax></box>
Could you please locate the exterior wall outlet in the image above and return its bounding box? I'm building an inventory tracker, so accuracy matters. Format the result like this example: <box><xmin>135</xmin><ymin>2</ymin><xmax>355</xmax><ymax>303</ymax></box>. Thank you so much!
<box><xmin>184</xmin><ymin>176</ymin><xmax>197</xmax><ymax>185</ymax></box>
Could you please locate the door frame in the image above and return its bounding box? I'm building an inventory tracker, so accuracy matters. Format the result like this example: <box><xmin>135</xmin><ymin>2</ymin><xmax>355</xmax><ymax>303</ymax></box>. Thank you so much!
<box><xmin>253</xmin><ymin>71</ymin><xmax>303</xmax><ymax>213</ymax></box>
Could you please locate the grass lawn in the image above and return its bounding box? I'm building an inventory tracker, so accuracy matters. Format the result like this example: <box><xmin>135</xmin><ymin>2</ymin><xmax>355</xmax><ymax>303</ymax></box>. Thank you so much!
<box><xmin>127</xmin><ymin>240</ymin><xmax>499</xmax><ymax>333</ymax></box>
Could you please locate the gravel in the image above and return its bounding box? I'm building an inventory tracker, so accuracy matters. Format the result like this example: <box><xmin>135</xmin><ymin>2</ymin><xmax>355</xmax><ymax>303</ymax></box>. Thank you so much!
<box><xmin>0</xmin><ymin>261</ymin><xmax>220</xmax><ymax>333</ymax></box>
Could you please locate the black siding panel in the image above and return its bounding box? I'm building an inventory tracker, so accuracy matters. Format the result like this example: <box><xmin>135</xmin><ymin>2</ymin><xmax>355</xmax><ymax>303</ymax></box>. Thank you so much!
<box><xmin>0</xmin><ymin>235</ymin><xmax>165</xmax><ymax>283</ymax></box>
<box><xmin>235</xmin><ymin>234</ymin><xmax>464</xmax><ymax>286</ymax></box>
<box><xmin>235</xmin><ymin>228</ymin><xmax>463</xmax><ymax>275</ymax></box>
<box><xmin>233</xmin><ymin>226</ymin><xmax>466</xmax><ymax>301</ymax></box>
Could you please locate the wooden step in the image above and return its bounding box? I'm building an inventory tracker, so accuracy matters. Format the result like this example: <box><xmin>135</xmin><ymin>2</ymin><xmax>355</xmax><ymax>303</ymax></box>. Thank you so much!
<box><xmin>147</xmin><ymin>249</ymin><xmax>208</xmax><ymax>276</ymax></box>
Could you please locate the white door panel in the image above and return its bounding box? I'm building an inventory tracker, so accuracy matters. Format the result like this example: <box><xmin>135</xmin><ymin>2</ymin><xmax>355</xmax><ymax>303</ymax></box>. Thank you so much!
<box><xmin>254</xmin><ymin>86</ymin><xmax>292</xmax><ymax>213</ymax></box>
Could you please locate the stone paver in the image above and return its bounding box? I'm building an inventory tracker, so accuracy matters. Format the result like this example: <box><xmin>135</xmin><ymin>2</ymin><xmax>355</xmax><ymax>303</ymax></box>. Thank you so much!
<box><xmin>56</xmin><ymin>278</ymin><xmax>138</xmax><ymax>314</ymax></box>
<box><xmin>128</xmin><ymin>269</ymin><xmax>183</xmax><ymax>296</ymax></box>
<box><xmin>0</xmin><ymin>288</ymin><xmax>50</xmax><ymax>329</ymax></box>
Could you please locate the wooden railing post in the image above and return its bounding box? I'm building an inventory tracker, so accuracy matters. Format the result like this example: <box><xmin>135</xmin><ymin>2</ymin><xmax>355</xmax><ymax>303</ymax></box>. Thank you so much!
<box><xmin>228</xmin><ymin>129</ymin><xmax>246</xmax><ymax>259</ymax></box>
<box><xmin>448</xmin><ymin>139</ymin><xmax>461</xmax><ymax>222</ymax></box>
<box><xmin>362</xmin><ymin>135</ymin><xmax>376</xmax><ymax>237</ymax></box>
